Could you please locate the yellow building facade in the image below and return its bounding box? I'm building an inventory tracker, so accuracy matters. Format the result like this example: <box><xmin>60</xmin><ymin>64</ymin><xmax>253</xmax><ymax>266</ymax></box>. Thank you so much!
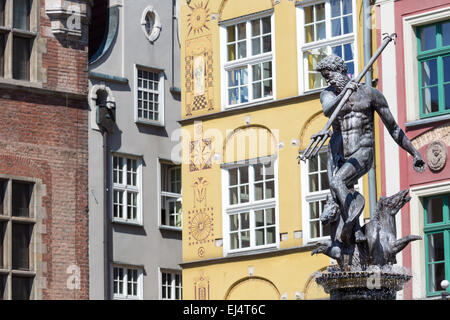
<box><xmin>180</xmin><ymin>0</ymin><xmax>380</xmax><ymax>300</ymax></box>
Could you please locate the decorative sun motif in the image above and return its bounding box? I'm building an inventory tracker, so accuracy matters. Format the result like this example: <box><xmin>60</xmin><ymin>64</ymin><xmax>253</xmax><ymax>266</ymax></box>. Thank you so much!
<box><xmin>190</xmin><ymin>212</ymin><xmax>212</xmax><ymax>241</ymax></box>
<box><xmin>187</xmin><ymin>1</ymin><xmax>210</xmax><ymax>36</ymax></box>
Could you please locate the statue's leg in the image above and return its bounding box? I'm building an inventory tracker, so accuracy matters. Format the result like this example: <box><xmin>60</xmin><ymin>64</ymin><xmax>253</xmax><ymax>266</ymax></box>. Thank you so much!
<box><xmin>329</xmin><ymin>147</ymin><xmax>373</xmax><ymax>245</ymax></box>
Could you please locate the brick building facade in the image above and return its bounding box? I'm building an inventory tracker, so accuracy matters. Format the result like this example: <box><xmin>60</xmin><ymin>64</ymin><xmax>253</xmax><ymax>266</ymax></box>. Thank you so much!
<box><xmin>0</xmin><ymin>0</ymin><xmax>89</xmax><ymax>299</ymax></box>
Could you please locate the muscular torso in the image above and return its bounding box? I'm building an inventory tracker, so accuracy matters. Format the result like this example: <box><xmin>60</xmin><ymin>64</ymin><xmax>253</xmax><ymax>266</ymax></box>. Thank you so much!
<box><xmin>326</xmin><ymin>85</ymin><xmax>375</xmax><ymax>158</ymax></box>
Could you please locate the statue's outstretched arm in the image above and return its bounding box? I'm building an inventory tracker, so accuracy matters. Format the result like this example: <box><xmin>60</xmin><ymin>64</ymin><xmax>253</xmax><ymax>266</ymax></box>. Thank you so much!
<box><xmin>373</xmin><ymin>88</ymin><xmax>426</xmax><ymax>173</ymax></box>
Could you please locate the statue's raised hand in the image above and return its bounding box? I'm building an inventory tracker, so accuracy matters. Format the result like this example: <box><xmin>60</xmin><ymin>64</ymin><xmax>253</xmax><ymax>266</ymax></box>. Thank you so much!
<box><xmin>413</xmin><ymin>153</ymin><xmax>426</xmax><ymax>173</ymax></box>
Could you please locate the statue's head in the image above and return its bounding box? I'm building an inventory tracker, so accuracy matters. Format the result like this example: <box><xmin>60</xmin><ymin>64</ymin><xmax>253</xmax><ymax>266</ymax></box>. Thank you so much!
<box><xmin>316</xmin><ymin>54</ymin><xmax>349</xmax><ymax>91</ymax></box>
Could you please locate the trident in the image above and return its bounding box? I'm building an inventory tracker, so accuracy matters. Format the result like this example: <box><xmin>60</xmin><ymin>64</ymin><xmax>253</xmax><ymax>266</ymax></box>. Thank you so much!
<box><xmin>298</xmin><ymin>33</ymin><xmax>397</xmax><ymax>163</ymax></box>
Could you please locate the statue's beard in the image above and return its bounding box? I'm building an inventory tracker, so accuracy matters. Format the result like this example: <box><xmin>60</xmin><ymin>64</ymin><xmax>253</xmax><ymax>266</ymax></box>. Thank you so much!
<box><xmin>328</xmin><ymin>74</ymin><xmax>349</xmax><ymax>92</ymax></box>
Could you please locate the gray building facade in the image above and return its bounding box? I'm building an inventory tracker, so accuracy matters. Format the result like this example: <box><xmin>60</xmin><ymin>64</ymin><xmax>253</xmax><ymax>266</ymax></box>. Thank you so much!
<box><xmin>88</xmin><ymin>0</ymin><xmax>182</xmax><ymax>300</ymax></box>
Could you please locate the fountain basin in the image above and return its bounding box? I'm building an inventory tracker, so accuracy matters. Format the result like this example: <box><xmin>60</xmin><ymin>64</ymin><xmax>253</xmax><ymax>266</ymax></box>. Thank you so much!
<box><xmin>315</xmin><ymin>269</ymin><xmax>412</xmax><ymax>300</ymax></box>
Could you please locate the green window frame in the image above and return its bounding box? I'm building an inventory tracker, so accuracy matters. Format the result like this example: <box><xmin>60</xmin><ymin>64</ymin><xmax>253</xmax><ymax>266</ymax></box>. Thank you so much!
<box><xmin>417</xmin><ymin>20</ymin><xmax>450</xmax><ymax>119</ymax></box>
<box><xmin>423</xmin><ymin>194</ymin><xmax>450</xmax><ymax>297</ymax></box>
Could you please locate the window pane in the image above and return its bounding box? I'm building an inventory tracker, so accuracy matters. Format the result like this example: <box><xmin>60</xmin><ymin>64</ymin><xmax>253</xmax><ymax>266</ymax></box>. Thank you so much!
<box><xmin>240</xmin><ymin>185</ymin><xmax>249</xmax><ymax>202</ymax></box>
<box><xmin>256</xmin><ymin>228</ymin><xmax>264</xmax><ymax>246</ymax></box>
<box><xmin>229</xmin><ymin>187</ymin><xmax>238</xmax><ymax>205</ymax></box>
<box><xmin>316</xmin><ymin>22</ymin><xmax>326</xmax><ymax>41</ymax></box>
<box><xmin>13</xmin><ymin>0</ymin><xmax>30</xmax><ymax>30</ymax></box>
<box><xmin>331</xmin><ymin>18</ymin><xmax>341</xmax><ymax>37</ymax></box>
<box><xmin>309</xmin><ymin>156</ymin><xmax>318</xmax><ymax>172</ymax></box>
<box><xmin>428</xmin><ymin>262</ymin><xmax>446</xmax><ymax>293</ymax></box>
<box><xmin>305</xmin><ymin>25</ymin><xmax>314</xmax><ymax>43</ymax></box>
<box><xmin>309</xmin><ymin>174</ymin><xmax>319</xmax><ymax>192</ymax></box>
<box><xmin>255</xmin><ymin>210</ymin><xmax>264</xmax><ymax>227</ymax></box>
<box><xmin>421</xmin><ymin>59</ymin><xmax>438</xmax><ymax>87</ymax></box>
<box><xmin>0</xmin><ymin>0</ymin><xmax>5</xmax><ymax>26</ymax></box>
<box><xmin>444</xmin><ymin>56</ymin><xmax>450</xmax><ymax>82</ymax></box>
<box><xmin>253</xmin><ymin>83</ymin><xmax>262</xmax><ymax>99</ymax></box>
<box><xmin>265</xmin><ymin>180</ymin><xmax>274</xmax><ymax>198</ymax></box>
<box><xmin>422</xmin><ymin>86</ymin><xmax>439</xmax><ymax>114</ymax></box>
<box><xmin>13</xmin><ymin>37</ymin><xmax>31</xmax><ymax>81</ymax></box>
<box><xmin>237</xmin><ymin>42</ymin><xmax>246</xmax><ymax>59</ymax></box>
<box><xmin>445</xmin><ymin>84</ymin><xmax>450</xmax><ymax>110</ymax></box>
<box><xmin>331</xmin><ymin>0</ymin><xmax>341</xmax><ymax>18</ymax></box>
<box><xmin>227</xmin><ymin>43</ymin><xmax>236</xmax><ymax>61</ymax></box>
<box><xmin>320</xmin><ymin>172</ymin><xmax>329</xmax><ymax>190</ymax></box>
<box><xmin>343</xmin><ymin>0</ymin><xmax>352</xmax><ymax>14</ymax></box>
<box><xmin>263</xmin><ymin>35</ymin><xmax>271</xmax><ymax>53</ymax></box>
<box><xmin>304</xmin><ymin>6</ymin><xmax>313</xmax><ymax>24</ymax></box>
<box><xmin>0</xmin><ymin>34</ymin><xmax>4</xmax><ymax>77</ymax></box>
<box><xmin>237</xmin><ymin>23</ymin><xmax>246</xmax><ymax>40</ymax></box>
<box><xmin>251</xmin><ymin>19</ymin><xmax>260</xmax><ymax>36</ymax></box>
<box><xmin>443</xmin><ymin>22</ymin><xmax>450</xmax><ymax>47</ymax></box>
<box><xmin>230</xmin><ymin>232</ymin><xmax>239</xmax><ymax>249</ymax></box>
<box><xmin>241</xmin><ymin>230</ymin><xmax>250</xmax><ymax>248</ymax></box>
<box><xmin>0</xmin><ymin>180</ymin><xmax>5</xmax><ymax>215</ymax></box>
<box><xmin>262</xmin><ymin>17</ymin><xmax>271</xmax><ymax>34</ymax></box>
<box><xmin>427</xmin><ymin>232</ymin><xmax>445</xmax><ymax>262</ymax></box>
<box><xmin>252</xmin><ymin>38</ymin><xmax>261</xmax><ymax>56</ymax></box>
<box><xmin>316</xmin><ymin>3</ymin><xmax>325</xmax><ymax>21</ymax></box>
<box><xmin>240</xmin><ymin>212</ymin><xmax>249</xmax><ymax>229</ymax></box>
<box><xmin>239</xmin><ymin>166</ymin><xmax>248</xmax><ymax>184</ymax></box>
<box><xmin>254</xmin><ymin>182</ymin><xmax>263</xmax><ymax>201</ymax></box>
<box><xmin>266</xmin><ymin>208</ymin><xmax>275</xmax><ymax>225</ymax></box>
<box><xmin>0</xmin><ymin>222</ymin><xmax>4</xmax><ymax>268</ymax></box>
<box><xmin>310</xmin><ymin>202</ymin><xmax>319</xmax><ymax>219</ymax></box>
<box><xmin>12</xmin><ymin>223</ymin><xmax>31</xmax><ymax>270</ymax></box>
<box><xmin>266</xmin><ymin>227</ymin><xmax>276</xmax><ymax>244</ymax></box>
<box><xmin>230</xmin><ymin>214</ymin><xmax>238</xmax><ymax>231</ymax></box>
<box><xmin>12</xmin><ymin>276</ymin><xmax>32</xmax><ymax>300</ymax></box>
<box><xmin>420</xmin><ymin>25</ymin><xmax>436</xmax><ymax>52</ymax></box>
<box><xmin>229</xmin><ymin>168</ymin><xmax>238</xmax><ymax>185</ymax></box>
<box><xmin>310</xmin><ymin>221</ymin><xmax>320</xmax><ymax>238</ymax></box>
<box><xmin>263</xmin><ymin>61</ymin><xmax>272</xmax><ymax>79</ymax></box>
<box><xmin>227</xmin><ymin>25</ymin><xmax>235</xmax><ymax>42</ymax></box>
<box><xmin>0</xmin><ymin>275</ymin><xmax>4</xmax><ymax>300</ymax></box>
<box><xmin>343</xmin><ymin>16</ymin><xmax>353</xmax><ymax>34</ymax></box>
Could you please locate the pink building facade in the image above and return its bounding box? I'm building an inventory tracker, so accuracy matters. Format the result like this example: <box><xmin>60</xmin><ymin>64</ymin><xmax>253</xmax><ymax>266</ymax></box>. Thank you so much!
<box><xmin>376</xmin><ymin>0</ymin><xmax>450</xmax><ymax>300</ymax></box>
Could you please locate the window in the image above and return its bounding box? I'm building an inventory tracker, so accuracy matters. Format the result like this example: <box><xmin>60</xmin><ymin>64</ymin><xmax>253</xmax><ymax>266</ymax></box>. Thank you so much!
<box><xmin>297</xmin><ymin>0</ymin><xmax>356</xmax><ymax>92</ymax></box>
<box><xmin>160</xmin><ymin>270</ymin><xmax>182</xmax><ymax>300</ymax></box>
<box><xmin>417</xmin><ymin>20</ymin><xmax>450</xmax><ymax>118</ymax></box>
<box><xmin>223</xmin><ymin>158</ymin><xmax>278</xmax><ymax>253</ymax></box>
<box><xmin>221</xmin><ymin>13</ymin><xmax>274</xmax><ymax>108</ymax></box>
<box><xmin>0</xmin><ymin>0</ymin><xmax>36</xmax><ymax>81</ymax></box>
<box><xmin>135</xmin><ymin>66</ymin><xmax>164</xmax><ymax>125</ymax></box>
<box><xmin>112</xmin><ymin>265</ymin><xmax>143</xmax><ymax>300</ymax></box>
<box><xmin>424</xmin><ymin>194</ymin><xmax>450</xmax><ymax>297</ymax></box>
<box><xmin>160</xmin><ymin>162</ymin><xmax>182</xmax><ymax>229</ymax></box>
<box><xmin>0</xmin><ymin>178</ymin><xmax>36</xmax><ymax>300</ymax></box>
<box><xmin>300</xmin><ymin>149</ymin><xmax>362</xmax><ymax>242</ymax></box>
<box><xmin>112</xmin><ymin>155</ymin><xmax>142</xmax><ymax>225</ymax></box>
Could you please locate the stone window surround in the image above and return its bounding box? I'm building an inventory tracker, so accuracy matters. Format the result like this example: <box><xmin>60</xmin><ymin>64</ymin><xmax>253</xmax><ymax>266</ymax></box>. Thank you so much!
<box><xmin>0</xmin><ymin>0</ymin><xmax>39</xmax><ymax>83</ymax></box>
<box><xmin>0</xmin><ymin>174</ymin><xmax>46</xmax><ymax>300</ymax></box>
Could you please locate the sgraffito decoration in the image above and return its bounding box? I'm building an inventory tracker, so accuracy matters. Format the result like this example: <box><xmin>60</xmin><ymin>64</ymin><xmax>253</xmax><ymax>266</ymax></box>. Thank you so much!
<box><xmin>187</xmin><ymin>0</ymin><xmax>210</xmax><ymax>36</ymax></box>
<box><xmin>190</xmin><ymin>138</ymin><xmax>213</xmax><ymax>171</ymax></box>
<box><xmin>194</xmin><ymin>272</ymin><xmax>210</xmax><ymax>300</ymax></box>
<box><xmin>192</xmin><ymin>177</ymin><xmax>209</xmax><ymax>208</ymax></box>
<box><xmin>188</xmin><ymin>206</ymin><xmax>215</xmax><ymax>246</ymax></box>
<box><xmin>185</xmin><ymin>35</ymin><xmax>215</xmax><ymax>116</ymax></box>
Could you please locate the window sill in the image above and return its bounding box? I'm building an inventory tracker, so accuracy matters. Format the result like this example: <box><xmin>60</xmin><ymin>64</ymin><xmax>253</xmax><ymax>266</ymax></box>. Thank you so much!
<box><xmin>226</xmin><ymin>245</ymin><xmax>278</xmax><ymax>257</ymax></box>
<box><xmin>405</xmin><ymin>113</ymin><xmax>450</xmax><ymax>129</ymax></box>
<box><xmin>111</xmin><ymin>219</ymin><xmax>143</xmax><ymax>227</ymax></box>
<box><xmin>159</xmin><ymin>225</ymin><xmax>182</xmax><ymax>232</ymax></box>
<box><xmin>135</xmin><ymin>119</ymin><xmax>165</xmax><ymax>128</ymax></box>
<box><xmin>223</xmin><ymin>97</ymin><xmax>274</xmax><ymax>111</ymax></box>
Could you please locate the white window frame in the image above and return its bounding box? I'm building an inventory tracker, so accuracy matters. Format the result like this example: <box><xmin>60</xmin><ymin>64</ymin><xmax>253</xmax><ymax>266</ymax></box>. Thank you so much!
<box><xmin>111</xmin><ymin>264</ymin><xmax>143</xmax><ymax>300</ymax></box>
<box><xmin>219</xmin><ymin>10</ymin><xmax>276</xmax><ymax>110</ymax></box>
<box><xmin>111</xmin><ymin>153</ymin><xmax>143</xmax><ymax>226</ymax></box>
<box><xmin>158</xmin><ymin>159</ymin><xmax>182</xmax><ymax>231</ymax></box>
<box><xmin>134</xmin><ymin>64</ymin><xmax>165</xmax><ymax>126</ymax></box>
<box><xmin>296</xmin><ymin>0</ymin><xmax>358</xmax><ymax>94</ymax></box>
<box><xmin>221</xmin><ymin>157</ymin><xmax>279</xmax><ymax>255</ymax></box>
<box><xmin>300</xmin><ymin>149</ymin><xmax>363</xmax><ymax>243</ymax></box>
<box><xmin>158</xmin><ymin>268</ymin><xmax>182</xmax><ymax>300</ymax></box>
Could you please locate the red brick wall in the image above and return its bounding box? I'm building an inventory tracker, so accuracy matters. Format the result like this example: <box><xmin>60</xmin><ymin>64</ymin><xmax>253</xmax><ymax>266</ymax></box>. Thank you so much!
<box><xmin>0</xmin><ymin>1</ymin><xmax>89</xmax><ymax>299</ymax></box>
